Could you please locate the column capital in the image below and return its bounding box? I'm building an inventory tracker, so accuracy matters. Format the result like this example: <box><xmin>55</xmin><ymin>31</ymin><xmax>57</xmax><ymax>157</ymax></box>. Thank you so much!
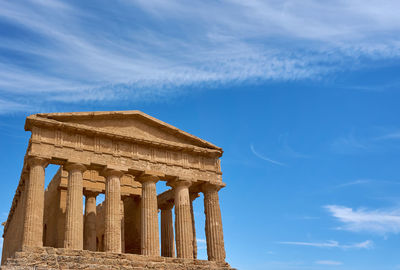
<box><xmin>101</xmin><ymin>168</ymin><xmax>124</xmax><ymax>178</ymax></box>
<box><xmin>83</xmin><ymin>190</ymin><xmax>99</xmax><ymax>198</ymax></box>
<box><xmin>159</xmin><ymin>201</ymin><xmax>174</xmax><ymax>211</ymax></box>
<box><xmin>136</xmin><ymin>174</ymin><xmax>160</xmax><ymax>184</ymax></box>
<box><xmin>64</xmin><ymin>163</ymin><xmax>86</xmax><ymax>173</ymax></box>
<box><xmin>167</xmin><ymin>178</ymin><xmax>192</xmax><ymax>189</ymax></box>
<box><xmin>201</xmin><ymin>182</ymin><xmax>225</xmax><ymax>193</ymax></box>
<box><xmin>27</xmin><ymin>156</ymin><xmax>48</xmax><ymax>168</ymax></box>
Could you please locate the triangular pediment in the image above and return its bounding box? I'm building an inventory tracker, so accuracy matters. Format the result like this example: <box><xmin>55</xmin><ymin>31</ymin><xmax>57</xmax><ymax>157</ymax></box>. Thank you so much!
<box><xmin>31</xmin><ymin>111</ymin><xmax>221</xmax><ymax>151</ymax></box>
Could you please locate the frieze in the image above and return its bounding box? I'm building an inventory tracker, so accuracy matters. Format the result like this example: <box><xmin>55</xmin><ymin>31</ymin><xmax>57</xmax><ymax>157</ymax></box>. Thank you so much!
<box><xmin>30</xmin><ymin>126</ymin><xmax>221</xmax><ymax>175</ymax></box>
<box><xmin>28</xmin><ymin>139</ymin><xmax>221</xmax><ymax>183</ymax></box>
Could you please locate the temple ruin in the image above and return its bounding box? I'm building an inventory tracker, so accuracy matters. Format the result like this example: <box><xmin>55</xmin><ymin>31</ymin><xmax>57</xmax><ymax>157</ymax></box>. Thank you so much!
<box><xmin>1</xmin><ymin>111</ymin><xmax>232</xmax><ymax>269</ymax></box>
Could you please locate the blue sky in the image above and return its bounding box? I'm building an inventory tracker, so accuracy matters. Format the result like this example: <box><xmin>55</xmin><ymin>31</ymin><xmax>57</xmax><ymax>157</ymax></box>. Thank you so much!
<box><xmin>1</xmin><ymin>1</ymin><xmax>400</xmax><ymax>269</ymax></box>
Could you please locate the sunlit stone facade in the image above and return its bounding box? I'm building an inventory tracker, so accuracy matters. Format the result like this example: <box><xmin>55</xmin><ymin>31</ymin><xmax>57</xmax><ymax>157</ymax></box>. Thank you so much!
<box><xmin>1</xmin><ymin>111</ymin><xmax>231</xmax><ymax>269</ymax></box>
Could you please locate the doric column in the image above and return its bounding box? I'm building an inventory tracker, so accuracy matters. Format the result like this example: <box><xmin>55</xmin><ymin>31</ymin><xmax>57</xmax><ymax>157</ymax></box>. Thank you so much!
<box><xmin>137</xmin><ymin>175</ymin><xmax>160</xmax><ymax>256</ymax></box>
<box><xmin>18</xmin><ymin>173</ymin><xmax>28</xmax><ymax>249</ymax></box>
<box><xmin>120</xmin><ymin>199</ymin><xmax>125</xmax><ymax>253</ymax></box>
<box><xmin>171</xmin><ymin>179</ymin><xmax>193</xmax><ymax>259</ymax></box>
<box><xmin>22</xmin><ymin>157</ymin><xmax>47</xmax><ymax>248</ymax></box>
<box><xmin>64</xmin><ymin>163</ymin><xmax>86</xmax><ymax>250</ymax></box>
<box><xmin>84</xmin><ymin>191</ymin><xmax>98</xmax><ymax>251</ymax></box>
<box><xmin>103</xmin><ymin>169</ymin><xmax>123</xmax><ymax>253</ymax></box>
<box><xmin>160</xmin><ymin>202</ymin><xmax>175</xmax><ymax>257</ymax></box>
<box><xmin>190</xmin><ymin>192</ymin><xmax>199</xmax><ymax>259</ymax></box>
<box><xmin>202</xmin><ymin>183</ymin><xmax>226</xmax><ymax>262</ymax></box>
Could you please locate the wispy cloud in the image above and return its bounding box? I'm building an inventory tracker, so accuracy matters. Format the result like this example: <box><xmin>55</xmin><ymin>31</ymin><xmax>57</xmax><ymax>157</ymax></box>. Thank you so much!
<box><xmin>279</xmin><ymin>134</ymin><xmax>311</xmax><ymax>159</ymax></box>
<box><xmin>334</xmin><ymin>179</ymin><xmax>372</xmax><ymax>189</ymax></box>
<box><xmin>375</xmin><ymin>130</ymin><xmax>400</xmax><ymax>140</ymax></box>
<box><xmin>331</xmin><ymin>127</ymin><xmax>400</xmax><ymax>155</ymax></box>
<box><xmin>250</xmin><ymin>144</ymin><xmax>286</xmax><ymax>166</ymax></box>
<box><xmin>315</xmin><ymin>260</ymin><xmax>343</xmax><ymax>266</ymax></box>
<box><xmin>325</xmin><ymin>205</ymin><xmax>400</xmax><ymax>235</ymax></box>
<box><xmin>331</xmin><ymin>132</ymin><xmax>368</xmax><ymax>154</ymax></box>
<box><xmin>279</xmin><ymin>240</ymin><xmax>373</xmax><ymax>249</ymax></box>
<box><xmin>0</xmin><ymin>0</ymin><xmax>400</xmax><ymax>112</ymax></box>
<box><xmin>0</xmin><ymin>99</ymin><xmax>35</xmax><ymax>114</ymax></box>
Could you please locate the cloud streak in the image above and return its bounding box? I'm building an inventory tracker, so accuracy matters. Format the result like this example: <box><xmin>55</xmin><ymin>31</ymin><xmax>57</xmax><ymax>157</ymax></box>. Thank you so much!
<box><xmin>315</xmin><ymin>260</ymin><xmax>342</xmax><ymax>266</ymax></box>
<box><xmin>250</xmin><ymin>144</ymin><xmax>285</xmax><ymax>166</ymax></box>
<box><xmin>279</xmin><ymin>240</ymin><xmax>373</xmax><ymax>250</ymax></box>
<box><xmin>1</xmin><ymin>0</ymin><xmax>400</xmax><ymax>112</ymax></box>
<box><xmin>325</xmin><ymin>205</ymin><xmax>400</xmax><ymax>235</ymax></box>
<box><xmin>334</xmin><ymin>179</ymin><xmax>372</xmax><ymax>189</ymax></box>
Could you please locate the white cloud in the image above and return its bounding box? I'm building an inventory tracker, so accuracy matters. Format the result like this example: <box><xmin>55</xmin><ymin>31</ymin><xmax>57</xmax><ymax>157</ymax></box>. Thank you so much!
<box><xmin>315</xmin><ymin>260</ymin><xmax>343</xmax><ymax>266</ymax></box>
<box><xmin>0</xmin><ymin>0</ymin><xmax>400</xmax><ymax>111</ymax></box>
<box><xmin>325</xmin><ymin>205</ymin><xmax>400</xmax><ymax>234</ymax></box>
<box><xmin>279</xmin><ymin>240</ymin><xmax>373</xmax><ymax>249</ymax></box>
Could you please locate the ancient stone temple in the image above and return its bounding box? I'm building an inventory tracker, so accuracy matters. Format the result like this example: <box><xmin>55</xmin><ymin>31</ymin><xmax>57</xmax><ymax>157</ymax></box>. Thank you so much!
<box><xmin>1</xmin><ymin>111</ymin><xmax>233</xmax><ymax>269</ymax></box>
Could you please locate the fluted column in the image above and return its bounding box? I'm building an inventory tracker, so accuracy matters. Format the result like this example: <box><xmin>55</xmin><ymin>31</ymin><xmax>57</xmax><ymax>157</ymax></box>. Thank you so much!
<box><xmin>160</xmin><ymin>202</ymin><xmax>175</xmax><ymax>257</ymax></box>
<box><xmin>64</xmin><ymin>163</ymin><xmax>86</xmax><ymax>250</ymax></box>
<box><xmin>104</xmin><ymin>169</ymin><xmax>123</xmax><ymax>253</ymax></box>
<box><xmin>84</xmin><ymin>191</ymin><xmax>98</xmax><ymax>251</ymax></box>
<box><xmin>171</xmin><ymin>179</ymin><xmax>193</xmax><ymax>259</ymax></box>
<box><xmin>202</xmin><ymin>183</ymin><xmax>226</xmax><ymax>262</ymax></box>
<box><xmin>120</xmin><ymin>199</ymin><xmax>125</xmax><ymax>253</ymax></box>
<box><xmin>137</xmin><ymin>175</ymin><xmax>160</xmax><ymax>256</ymax></box>
<box><xmin>18</xmin><ymin>173</ymin><xmax>28</xmax><ymax>249</ymax></box>
<box><xmin>190</xmin><ymin>193</ymin><xmax>199</xmax><ymax>259</ymax></box>
<box><xmin>22</xmin><ymin>157</ymin><xmax>47</xmax><ymax>248</ymax></box>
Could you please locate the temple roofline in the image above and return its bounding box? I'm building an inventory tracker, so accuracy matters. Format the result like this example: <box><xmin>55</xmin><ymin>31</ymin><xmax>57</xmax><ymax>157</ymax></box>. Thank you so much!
<box><xmin>27</xmin><ymin>110</ymin><xmax>222</xmax><ymax>152</ymax></box>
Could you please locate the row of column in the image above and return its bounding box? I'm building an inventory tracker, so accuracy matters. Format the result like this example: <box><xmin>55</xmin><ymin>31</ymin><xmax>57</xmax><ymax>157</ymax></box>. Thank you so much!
<box><xmin>159</xmin><ymin>182</ymin><xmax>225</xmax><ymax>261</ymax></box>
<box><xmin>21</xmin><ymin>157</ymin><xmax>226</xmax><ymax>262</ymax></box>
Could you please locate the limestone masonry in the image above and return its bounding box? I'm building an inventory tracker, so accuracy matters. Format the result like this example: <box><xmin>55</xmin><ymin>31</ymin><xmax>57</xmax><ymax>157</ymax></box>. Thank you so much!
<box><xmin>1</xmin><ymin>111</ymin><xmax>233</xmax><ymax>270</ymax></box>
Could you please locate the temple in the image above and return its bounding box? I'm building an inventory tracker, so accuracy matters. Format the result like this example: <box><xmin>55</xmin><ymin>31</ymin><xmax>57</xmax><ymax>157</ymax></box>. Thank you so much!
<box><xmin>1</xmin><ymin>111</ymin><xmax>232</xmax><ymax>269</ymax></box>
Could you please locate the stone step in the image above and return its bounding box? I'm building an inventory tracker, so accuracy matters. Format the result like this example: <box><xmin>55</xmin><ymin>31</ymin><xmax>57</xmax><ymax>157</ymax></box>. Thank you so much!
<box><xmin>2</xmin><ymin>247</ymin><xmax>234</xmax><ymax>270</ymax></box>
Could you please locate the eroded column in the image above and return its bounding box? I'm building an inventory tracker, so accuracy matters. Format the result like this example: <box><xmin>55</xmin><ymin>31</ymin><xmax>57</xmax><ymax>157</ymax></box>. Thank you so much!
<box><xmin>120</xmin><ymin>199</ymin><xmax>125</xmax><ymax>253</ymax></box>
<box><xmin>84</xmin><ymin>191</ymin><xmax>98</xmax><ymax>251</ymax></box>
<box><xmin>64</xmin><ymin>163</ymin><xmax>86</xmax><ymax>250</ymax></box>
<box><xmin>190</xmin><ymin>192</ymin><xmax>199</xmax><ymax>259</ymax></box>
<box><xmin>160</xmin><ymin>202</ymin><xmax>175</xmax><ymax>257</ymax></box>
<box><xmin>172</xmin><ymin>180</ymin><xmax>193</xmax><ymax>259</ymax></box>
<box><xmin>18</xmin><ymin>173</ymin><xmax>28</xmax><ymax>249</ymax></box>
<box><xmin>137</xmin><ymin>175</ymin><xmax>160</xmax><ymax>256</ymax></box>
<box><xmin>203</xmin><ymin>183</ymin><xmax>226</xmax><ymax>262</ymax></box>
<box><xmin>22</xmin><ymin>157</ymin><xmax>47</xmax><ymax>248</ymax></box>
<box><xmin>104</xmin><ymin>170</ymin><xmax>123</xmax><ymax>253</ymax></box>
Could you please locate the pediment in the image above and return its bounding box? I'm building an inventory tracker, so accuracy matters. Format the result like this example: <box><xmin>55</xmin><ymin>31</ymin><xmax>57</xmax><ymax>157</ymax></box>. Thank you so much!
<box><xmin>30</xmin><ymin>111</ymin><xmax>221</xmax><ymax>151</ymax></box>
